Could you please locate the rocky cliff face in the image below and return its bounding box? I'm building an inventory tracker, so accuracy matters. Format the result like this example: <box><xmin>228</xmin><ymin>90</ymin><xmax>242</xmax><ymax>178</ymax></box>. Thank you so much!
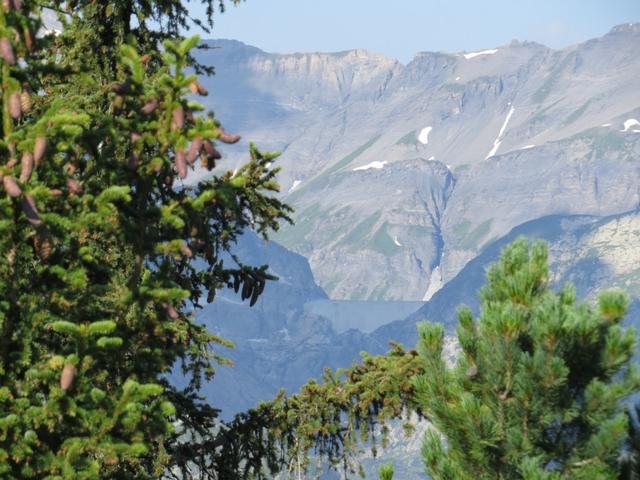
<box><xmin>195</xmin><ymin>25</ymin><xmax>640</xmax><ymax>301</ymax></box>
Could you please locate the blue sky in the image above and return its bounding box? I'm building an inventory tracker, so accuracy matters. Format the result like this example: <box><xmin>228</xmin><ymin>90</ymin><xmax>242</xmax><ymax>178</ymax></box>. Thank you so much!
<box><xmin>190</xmin><ymin>0</ymin><xmax>640</xmax><ymax>63</ymax></box>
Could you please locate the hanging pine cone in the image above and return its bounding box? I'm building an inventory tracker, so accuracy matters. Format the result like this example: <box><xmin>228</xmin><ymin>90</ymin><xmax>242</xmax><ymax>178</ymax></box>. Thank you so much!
<box><xmin>67</xmin><ymin>178</ymin><xmax>83</xmax><ymax>195</ymax></box>
<box><xmin>19</xmin><ymin>152</ymin><xmax>33</xmax><ymax>182</ymax></box>
<box><xmin>140</xmin><ymin>97</ymin><xmax>158</xmax><ymax>115</ymax></box>
<box><xmin>0</xmin><ymin>37</ymin><xmax>15</xmax><ymax>64</ymax></box>
<box><xmin>179</xmin><ymin>242</ymin><xmax>193</xmax><ymax>258</ymax></box>
<box><xmin>33</xmin><ymin>227</ymin><xmax>52</xmax><ymax>261</ymax></box>
<box><xmin>203</xmin><ymin>139</ymin><xmax>221</xmax><ymax>159</ymax></box>
<box><xmin>33</xmin><ymin>137</ymin><xmax>46</xmax><ymax>165</ymax></box>
<box><xmin>188</xmin><ymin>81</ymin><xmax>208</xmax><ymax>96</ymax></box>
<box><xmin>175</xmin><ymin>149</ymin><xmax>187</xmax><ymax>178</ymax></box>
<box><xmin>3</xmin><ymin>176</ymin><xmax>21</xmax><ymax>197</ymax></box>
<box><xmin>20</xmin><ymin>89</ymin><xmax>32</xmax><ymax>113</ymax></box>
<box><xmin>9</xmin><ymin>92</ymin><xmax>21</xmax><ymax>119</ymax></box>
<box><xmin>22</xmin><ymin>195</ymin><xmax>42</xmax><ymax>225</ymax></box>
<box><xmin>161</xmin><ymin>302</ymin><xmax>179</xmax><ymax>320</ymax></box>
<box><xmin>60</xmin><ymin>364</ymin><xmax>76</xmax><ymax>391</ymax></box>
<box><xmin>196</xmin><ymin>83</ymin><xmax>208</xmax><ymax>96</ymax></box>
<box><xmin>23</xmin><ymin>26</ymin><xmax>34</xmax><ymax>52</ymax></box>
<box><xmin>218</xmin><ymin>129</ymin><xmax>241</xmax><ymax>144</ymax></box>
<box><xmin>171</xmin><ymin>105</ymin><xmax>184</xmax><ymax>131</ymax></box>
<box><xmin>202</xmin><ymin>140</ymin><xmax>221</xmax><ymax>170</ymax></box>
<box><xmin>187</xmin><ymin>137</ymin><xmax>203</xmax><ymax>164</ymax></box>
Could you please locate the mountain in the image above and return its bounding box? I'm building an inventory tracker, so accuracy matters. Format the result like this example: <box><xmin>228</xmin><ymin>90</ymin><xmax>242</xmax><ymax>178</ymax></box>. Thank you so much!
<box><xmin>192</xmin><ymin>232</ymin><xmax>421</xmax><ymax>417</ymax></box>
<box><xmin>194</xmin><ymin>24</ymin><xmax>640</xmax><ymax>302</ymax></box>
<box><xmin>184</xmin><ymin>27</ymin><xmax>640</xmax><ymax>477</ymax></box>
<box><xmin>190</xmin><ymin>208</ymin><xmax>640</xmax><ymax>456</ymax></box>
<box><xmin>373</xmin><ymin>210</ymin><xmax>640</xmax><ymax>350</ymax></box>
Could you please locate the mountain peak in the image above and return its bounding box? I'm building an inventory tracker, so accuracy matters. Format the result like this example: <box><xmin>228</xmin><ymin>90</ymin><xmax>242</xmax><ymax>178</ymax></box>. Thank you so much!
<box><xmin>608</xmin><ymin>22</ymin><xmax>640</xmax><ymax>35</ymax></box>
<box><xmin>201</xmin><ymin>38</ymin><xmax>265</xmax><ymax>56</ymax></box>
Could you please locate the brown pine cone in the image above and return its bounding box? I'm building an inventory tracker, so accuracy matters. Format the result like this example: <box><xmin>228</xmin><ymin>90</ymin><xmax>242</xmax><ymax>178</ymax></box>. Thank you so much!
<box><xmin>33</xmin><ymin>137</ymin><xmax>47</xmax><ymax>165</ymax></box>
<box><xmin>3</xmin><ymin>176</ymin><xmax>21</xmax><ymax>197</ymax></box>
<box><xmin>19</xmin><ymin>152</ymin><xmax>33</xmax><ymax>182</ymax></box>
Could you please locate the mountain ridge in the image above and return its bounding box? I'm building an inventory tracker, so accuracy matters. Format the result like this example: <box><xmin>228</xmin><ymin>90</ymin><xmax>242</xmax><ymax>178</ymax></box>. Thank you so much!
<box><xmin>194</xmin><ymin>23</ymin><xmax>640</xmax><ymax>302</ymax></box>
<box><xmin>208</xmin><ymin>21</ymin><xmax>640</xmax><ymax>66</ymax></box>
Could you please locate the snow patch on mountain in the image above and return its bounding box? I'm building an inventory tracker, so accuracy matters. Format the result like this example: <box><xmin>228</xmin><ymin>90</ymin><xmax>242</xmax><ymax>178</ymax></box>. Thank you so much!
<box><xmin>278</xmin><ymin>328</ymin><xmax>292</xmax><ymax>342</ymax></box>
<box><xmin>486</xmin><ymin>106</ymin><xmax>515</xmax><ymax>159</ymax></box>
<box><xmin>353</xmin><ymin>161</ymin><xmax>387</xmax><ymax>171</ymax></box>
<box><xmin>289</xmin><ymin>180</ymin><xmax>302</xmax><ymax>192</ymax></box>
<box><xmin>463</xmin><ymin>49</ymin><xmax>498</xmax><ymax>59</ymax></box>
<box><xmin>422</xmin><ymin>266</ymin><xmax>443</xmax><ymax>301</ymax></box>
<box><xmin>418</xmin><ymin>126</ymin><xmax>433</xmax><ymax>145</ymax></box>
<box><xmin>622</xmin><ymin>119</ymin><xmax>640</xmax><ymax>131</ymax></box>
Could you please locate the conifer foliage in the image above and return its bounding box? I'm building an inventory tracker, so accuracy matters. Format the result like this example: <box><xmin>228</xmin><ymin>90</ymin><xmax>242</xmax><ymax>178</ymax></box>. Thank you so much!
<box><xmin>414</xmin><ymin>238</ymin><xmax>640</xmax><ymax>479</ymax></box>
<box><xmin>378</xmin><ymin>463</ymin><xmax>394</xmax><ymax>480</ymax></box>
<box><xmin>233</xmin><ymin>342</ymin><xmax>422</xmax><ymax>477</ymax></box>
<box><xmin>0</xmin><ymin>1</ymin><xmax>289</xmax><ymax>478</ymax></box>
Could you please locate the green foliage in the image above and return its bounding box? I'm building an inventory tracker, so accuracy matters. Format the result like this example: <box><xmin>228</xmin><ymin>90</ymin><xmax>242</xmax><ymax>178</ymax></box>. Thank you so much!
<box><xmin>379</xmin><ymin>463</ymin><xmax>394</xmax><ymax>480</ymax></box>
<box><xmin>413</xmin><ymin>237</ymin><xmax>640</xmax><ymax>479</ymax></box>
<box><xmin>0</xmin><ymin>1</ymin><xmax>290</xmax><ymax>478</ymax></box>
<box><xmin>232</xmin><ymin>238</ymin><xmax>639</xmax><ymax>479</ymax></box>
<box><xmin>619</xmin><ymin>403</ymin><xmax>640</xmax><ymax>480</ymax></box>
<box><xmin>218</xmin><ymin>343</ymin><xmax>422</xmax><ymax>478</ymax></box>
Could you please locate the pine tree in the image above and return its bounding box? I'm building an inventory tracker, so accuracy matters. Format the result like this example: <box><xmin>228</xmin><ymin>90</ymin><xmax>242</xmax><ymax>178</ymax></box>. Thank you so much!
<box><xmin>413</xmin><ymin>237</ymin><xmax>640</xmax><ymax>479</ymax></box>
<box><xmin>0</xmin><ymin>1</ymin><xmax>290</xmax><ymax>478</ymax></box>
<box><xmin>619</xmin><ymin>403</ymin><xmax>640</xmax><ymax>480</ymax></box>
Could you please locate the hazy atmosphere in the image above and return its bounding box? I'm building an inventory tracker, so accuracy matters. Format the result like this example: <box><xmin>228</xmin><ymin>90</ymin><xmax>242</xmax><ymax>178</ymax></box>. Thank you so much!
<box><xmin>197</xmin><ymin>0</ymin><xmax>640</xmax><ymax>62</ymax></box>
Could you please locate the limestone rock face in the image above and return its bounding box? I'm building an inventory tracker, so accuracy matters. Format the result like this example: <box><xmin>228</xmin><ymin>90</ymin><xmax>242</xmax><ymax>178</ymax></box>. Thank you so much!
<box><xmin>195</xmin><ymin>25</ymin><xmax>640</xmax><ymax>301</ymax></box>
